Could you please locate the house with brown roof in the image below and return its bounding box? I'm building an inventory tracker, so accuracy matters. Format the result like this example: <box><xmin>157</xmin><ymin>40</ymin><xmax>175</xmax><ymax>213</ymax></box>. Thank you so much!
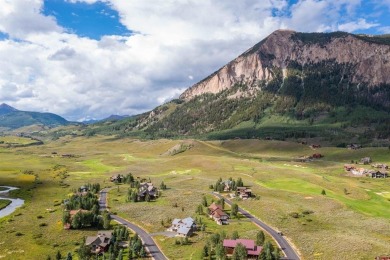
<box><xmin>138</xmin><ymin>182</ymin><xmax>157</xmax><ymax>200</ymax></box>
<box><xmin>208</xmin><ymin>203</ymin><xmax>229</xmax><ymax>225</ymax></box>
<box><xmin>85</xmin><ymin>231</ymin><xmax>113</xmax><ymax>253</ymax></box>
<box><xmin>372</xmin><ymin>163</ymin><xmax>389</xmax><ymax>169</ymax></box>
<box><xmin>63</xmin><ymin>209</ymin><xmax>90</xmax><ymax>229</ymax></box>
<box><xmin>236</xmin><ymin>187</ymin><xmax>252</xmax><ymax>199</ymax></box>
<box><xmin>223</xmin><ymin>239</ymin><xmax>262</xmax><ymax>259</ymax></box>
<box><xmin>110</xmin><ymin>174</ymin><xmax>124</xmax><ymax>182</ymax></box>
<box><xmin>344</xmin><ymin>164</ymin><xmax>356</xmax><ymax>171</ymax></box>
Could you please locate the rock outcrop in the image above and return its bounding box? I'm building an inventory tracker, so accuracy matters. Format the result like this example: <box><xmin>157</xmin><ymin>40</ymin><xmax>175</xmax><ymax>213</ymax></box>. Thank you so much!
<box><xmin>180</xmin><ymin>30</ymin><xmax>390</xmax><ymax>101</ymax></box>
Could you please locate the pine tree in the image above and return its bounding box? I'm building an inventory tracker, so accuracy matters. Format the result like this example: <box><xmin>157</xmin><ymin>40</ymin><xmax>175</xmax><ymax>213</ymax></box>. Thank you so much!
<box><xmin>202</xmin><ymin>196</ymin><xmax>208</xmax><ymax>207</ymax></box>
<box><xmin>55</xmin><ymin>251</ymin><xmax>61</xmax><ymax>260</ymax></box>
<box><xmin>256</xmin><ymin>230</ymin><xmax>265</xmax><ymax>246</ymax></box>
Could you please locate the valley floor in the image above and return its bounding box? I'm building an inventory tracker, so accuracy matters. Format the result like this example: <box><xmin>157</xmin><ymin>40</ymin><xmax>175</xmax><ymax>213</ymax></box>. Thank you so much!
<box><xmin>0</xmin><ymin>136</ymin><xmax>389</xmax><ymax>259</ymax></box>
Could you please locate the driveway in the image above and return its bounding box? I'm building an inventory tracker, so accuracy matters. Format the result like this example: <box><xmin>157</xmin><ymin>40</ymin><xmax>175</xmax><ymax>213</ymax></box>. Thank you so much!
<box><xmin>212</xmin><ymin>192</ymin><xmax>300</xmax><ymax>260</ymax></box>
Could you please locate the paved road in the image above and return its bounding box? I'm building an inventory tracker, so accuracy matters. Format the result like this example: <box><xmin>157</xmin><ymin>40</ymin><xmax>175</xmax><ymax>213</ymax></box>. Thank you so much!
<box><xmin>212</xmin><ymin>192</ymin><xmax>300</xmax><ymax>260</ymax></box>
<box><xmin>99</xmin><ymin>188</ymin><xmax>167</xmax><ymax>260</ymax></box>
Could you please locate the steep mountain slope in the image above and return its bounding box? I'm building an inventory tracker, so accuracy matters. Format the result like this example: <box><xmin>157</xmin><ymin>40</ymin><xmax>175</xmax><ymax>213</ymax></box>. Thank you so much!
<box><xmin>0</xmin><ymin>103</ymin><xmax>18</xmax><ymax>115</ymax></box>
<box><xmin>89</xmin><ymin>30</ymin><xmax>390</xmax><ymax>142</ymax></box>
<box><xmin>0</xmin><ymin>104</ymin><xmax>69</xmax><ymax>130</ymax></box>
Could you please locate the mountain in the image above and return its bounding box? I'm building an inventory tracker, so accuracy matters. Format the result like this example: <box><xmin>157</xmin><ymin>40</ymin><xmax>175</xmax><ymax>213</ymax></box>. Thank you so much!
<box><xmin>83</xmin><ymin>115</ymin><xmax>129</xmax><ymax>124</ymax></box>
<box><xmin>88</xmin><ymin>30</ymin><xmax>390</xmax><ymax>143</ymax></box>
<box><xmin>0</xmin><ymin>103</ymin><xmax>18</xmax><ymax>115</ymax></box>
<box><xmin>0</xmin><ymin>103</ymin><xmax>69</xmax><ymax>130</ymax></box>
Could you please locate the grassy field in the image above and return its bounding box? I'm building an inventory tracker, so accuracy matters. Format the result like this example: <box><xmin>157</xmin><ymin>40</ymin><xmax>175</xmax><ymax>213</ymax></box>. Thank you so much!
<box><xmin>0</xmin><ymin>136</ymin><xmax>389</xmax><ymax>259</ymax></box>
<box><xmin>0</xmin><ymin>199</ymin><xmax>11</xmax><ymax>210</ymax></box>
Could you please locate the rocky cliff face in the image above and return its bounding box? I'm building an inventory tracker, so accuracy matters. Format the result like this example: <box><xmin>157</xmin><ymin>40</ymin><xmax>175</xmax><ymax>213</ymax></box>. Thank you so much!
<box><xmin>180</xmin><ymin>30</ymin><xmax>390</xmax><ymax>100</ymax></box>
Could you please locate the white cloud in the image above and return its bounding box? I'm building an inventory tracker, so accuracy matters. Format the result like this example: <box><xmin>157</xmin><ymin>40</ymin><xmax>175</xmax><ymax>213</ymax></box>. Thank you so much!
<box><xmin>338</xmin><ymin>18</ymin><xmax>379</xmax><ymax>32</ymax></box>
<box><xmin>0</xmin><ymin>0</ymin><xmax>61</xmax><ymax>38</ymax></box>
<box><xmin>0</xmin><ymin>0</ymin><xmax>386</xmax><ymax>121</ymax></box>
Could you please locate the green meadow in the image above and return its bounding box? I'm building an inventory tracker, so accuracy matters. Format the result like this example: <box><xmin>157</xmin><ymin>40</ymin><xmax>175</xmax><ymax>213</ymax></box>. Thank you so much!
<box><xmin>0</xmin><ymin>136</ymin><xmax>389</xmax><ymax>259</ymax></box>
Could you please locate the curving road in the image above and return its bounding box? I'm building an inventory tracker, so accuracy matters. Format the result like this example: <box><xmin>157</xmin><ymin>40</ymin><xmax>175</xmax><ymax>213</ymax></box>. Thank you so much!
<box><xmin>99</xmin><ymin>188</ymin><xmax>167</xmax><ymax>260</ymax></box>
<box><xmin>212</xmin><ymin>192</ymin><xmax>300</xmax><ymax>260</ymax></box>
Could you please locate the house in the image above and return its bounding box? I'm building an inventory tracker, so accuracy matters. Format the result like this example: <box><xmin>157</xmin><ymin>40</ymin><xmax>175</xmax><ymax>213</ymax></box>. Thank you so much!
<box><xmin>372</xmin><ymin>163</ymin><xmax>388</xmax><ymax>169</ymax></box>
<box><xmin>167</xmin><ymin>217</ymin><xmax>196</xmax><ymax>237</ymax></box>
<box><xmin>344</xmin><ymin>164</ymin><xmax>356</xmax><ymax>171</ymax></box>
<box><xmin>223</xmin><ymin>239</ymin><xmax>262</xmax><ymax>259</ymax></box>
<box><xmin>85</xmin><ymin>231</ymin><xmax>113</xmax><ymax>253</ymax></box>
<box><xmin>236</xmin><ymin>187</ymin><xmax>252</xmax><ymax>199</ymax></box>
<box><xmin>347</xmin><ymin>144</ymin><xmax>362</xmax><ymax>150</ymax></box>
<box><xmin>222</xmin><ymin>180</ymin><xmax>233</xmax><ymax>191</ymax></box>
<box><xmin>312</xmin><ymin>153</ymin><xmax>323</xmax><ymax>159</ymax></box>
<box><xmin>360</xmin><ymin>157</ymin><xmax>372</xmax><ymax>165</ymax></box>
<box><xmin>350</xmin><ymin>168</ymin><xmax>367</xmax><ymax>176</ymax></box>
<box><xmin>208</xmin><ymin>203</ymin><xmax>229</xmax><ymax>225</ymax></box>
<box><xmin>64</xmin><ymin>209</ymin><xmax>90</xmax><ymax>229</ymax></box>
<box><xmin>137</xmin><ymin>182</ymin><xmax>157</xmax><ymax>200</ymax></box>
<box><xmin>370</xmin><ymin>171</ymin><xmax>388</xmax><ymax>178</ymax></box>
<box><xmin>110</xmin><ymin>174</ymin><xmax>124</xmax><ymax>182</ymax></box>
<box><xmin>375</xmin><ymin>256</ymin><xmax>390</xmax><ymax>260</ymax></box>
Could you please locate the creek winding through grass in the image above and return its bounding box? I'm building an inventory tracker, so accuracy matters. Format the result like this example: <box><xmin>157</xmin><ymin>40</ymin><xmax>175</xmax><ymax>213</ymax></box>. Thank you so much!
<box><xmin>0</xmin><ymin>186</ymin><xmax>24</xmax><ymax>218</ymax></box>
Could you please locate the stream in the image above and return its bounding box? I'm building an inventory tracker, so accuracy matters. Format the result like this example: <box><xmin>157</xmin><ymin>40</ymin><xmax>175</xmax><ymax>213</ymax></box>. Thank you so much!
<box><xmin>0</xmin><ymin>186</ymin><xmax>25</xmax><ymax>218</ymax></box>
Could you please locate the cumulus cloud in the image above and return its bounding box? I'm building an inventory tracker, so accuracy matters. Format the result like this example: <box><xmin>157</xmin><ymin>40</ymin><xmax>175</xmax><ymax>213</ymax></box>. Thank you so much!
<box><xmin>0</xmin><ymin>0</ymin><xmax>387</xmax><ymax>121</ymax></box>
<box><xmin>338</xmin><ymin>18</ymin><xmax>379</xmax><ymax>32</ymax></box>
<box><xmin>0</xmin><ymin>0</ymin><xmax>61</xmax><ymax>38</ymax></box>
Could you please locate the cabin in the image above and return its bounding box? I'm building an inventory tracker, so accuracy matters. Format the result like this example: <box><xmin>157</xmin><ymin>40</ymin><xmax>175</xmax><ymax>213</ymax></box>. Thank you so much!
<box><xmin>222</xmin><ymin>180</ymin><xmax>233</xmax><ymax>191</ymax></box>
<box><xmin>237</xmin><ymin>187</ymin><xmax>252</xmax><ymax>199</ymax></box>
<box><xmin>64</xmin><ymin>209</ymin><xmax>91</xmax><ymax>229</ymax></box>
<box><xmin>344</xmin><ymin>164</ymin><xmax>356</xmax><ymax>171</ymax></box>
<box><xmin>347</xmin><ymin>144</ymin><xmax>362</xmax><ymax>150</ymax></box>
<box><xmin>223</xmin><ymin>239</ymin><xmax>262</xmax><ymax>259</ymax></box>
<box><xmin>208</xmin><ymin>203</ymin><xmax>229</xmax><ymax>225</ymax></box>
<box><xmin>370</xmin><ymin>171</ymin><xmax>388</xmax><ymax>178</ymax></box>
<box><xmin>85</xmin><ymin>231</ymin><xmax>113</xmax><ymax>253</ymax></box>
<box><xmin>137</xmin><ymin>182</ymin><xmax>157</xmax><ymax>200</ymax></box>
<box><xmin>167</xmin><ymin>217</ymin><xmax>196</xmax><ymax>237</ymax></box>
<box><xmin>360</xmin><ymin>157</ymin><xmax>372</xmax><ymax>165</ymax></box>
<box><xmin>312</xmin><ymin>153</ymin><xmax>323</xmax><ymax>159</ymax></box>
<box><xmin>110</xmin><ymin>174</ymin><xmax>124</xmax><ymax>182</ymax></box>
<box><xmin>372</xmin><ymin>163</ymin><xmax>388</xmax><ymax>169</ymax></box>
<box><xmin>375</xmin><ymin>256</ymin><xmax>390</xmax><ymax>260</ymax></box>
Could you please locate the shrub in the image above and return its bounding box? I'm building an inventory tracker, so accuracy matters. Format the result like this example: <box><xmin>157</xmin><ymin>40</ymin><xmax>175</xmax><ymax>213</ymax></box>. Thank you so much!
<box><xmin>289</xmin><ymin>212</ymin><xmax>300</xmax><ymax>218</ymax></box>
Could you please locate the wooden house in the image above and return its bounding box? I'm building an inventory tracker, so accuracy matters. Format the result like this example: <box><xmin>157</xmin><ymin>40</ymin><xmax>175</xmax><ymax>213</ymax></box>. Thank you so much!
<box><xmin>223</xmin><ymin>239</ymin><xmax>262</xmax><ymax>259</ymax></box>
<box><xmin>237</xmin><ymin>187</ymin><xmax>252</xmax><ymax>199</ymax></box>
<box><xmin>208</xmin><ymin>203</ymin><xmax>229</xmax><ymax>225</ymax></box>
<box><xmin>85</xmin><ymin>231</ymin><xmax>113</xmax><ymax>253</ymax></box>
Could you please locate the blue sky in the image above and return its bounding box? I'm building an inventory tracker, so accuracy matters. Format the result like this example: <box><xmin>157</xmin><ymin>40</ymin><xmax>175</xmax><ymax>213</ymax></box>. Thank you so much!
<box><xmin>43</xmin><ymin>0</ymin><xmax>131</xmax><ymax>39</ymax></box>
<box><xmin>0</xmin><ymin>0</ymin><xmax>389</xmax><ymax>121</ymax></box>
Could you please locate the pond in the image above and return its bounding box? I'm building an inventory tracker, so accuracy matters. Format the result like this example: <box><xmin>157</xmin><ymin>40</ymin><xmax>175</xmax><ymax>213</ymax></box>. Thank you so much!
<box><xmin>0</xmin><ymin>186</ymin><xmax>25</xmax><ymax>218</ymax></box>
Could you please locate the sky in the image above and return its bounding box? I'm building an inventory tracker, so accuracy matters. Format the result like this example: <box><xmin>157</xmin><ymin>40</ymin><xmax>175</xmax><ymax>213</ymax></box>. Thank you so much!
<box><xmin>0</xmin><ymin>0</ymin><xmax>389</xmax><ymax>121</ymax></box>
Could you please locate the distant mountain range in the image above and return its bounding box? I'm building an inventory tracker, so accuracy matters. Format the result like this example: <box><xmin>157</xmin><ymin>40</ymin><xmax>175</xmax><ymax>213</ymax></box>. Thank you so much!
<box><xmin>0</xmin><ymin>103</ymin><xmax>69</xmax><ymax>130</ymax></box>
<box><xmin>83</xmin><ymin>115</ymin><xmax>129</xmax><ymax>124</ymax></box>
<box><xmin>86</xmin><ymin>30</ymin><xmax>390</xmax><ymax>144</ymax></box>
